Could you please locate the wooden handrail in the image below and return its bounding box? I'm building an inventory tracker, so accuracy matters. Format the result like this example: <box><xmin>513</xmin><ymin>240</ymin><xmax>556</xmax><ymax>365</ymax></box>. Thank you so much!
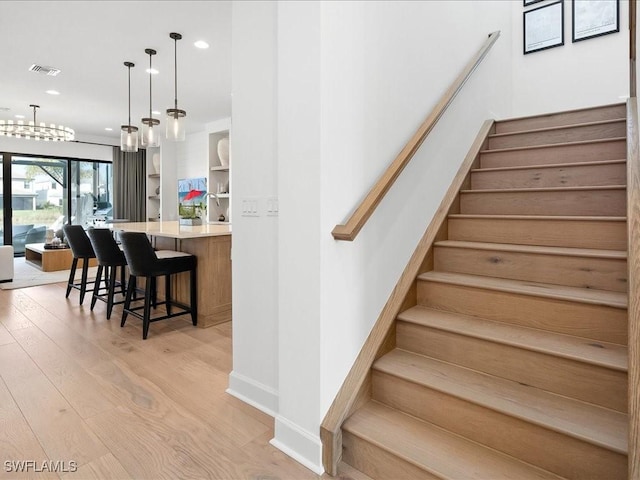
<box><xmin>332</xmin><ymin>31</ymin><xmax>501</xmax><ymax>241</ymax></box>
<box><xmin>627</xmin><ymin>98</ymin><xmax>640</xmax><ymax>480</ymax></box>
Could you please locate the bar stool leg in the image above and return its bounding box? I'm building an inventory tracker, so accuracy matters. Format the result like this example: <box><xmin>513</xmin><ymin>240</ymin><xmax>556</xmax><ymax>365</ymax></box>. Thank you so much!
<box><xmin>190</xmin><ymin>267</ymin><xmax>197</xmax><ymax>326</ymax></box>
<box><xmin>165</xmin><ymin>274</ymin><xmax>172</xmax><ymax>315</ymax></box>
<box><xmin>121</xmin><ymin>275</ymin><xmax>136</xmax><ymax>327</ymax></box>
<box><xmin>66</xmin><ymin>258</ymin><xmax>78</xmax><ymax>298</ymax></box>
<box><xmin>120</xmin><ymin>265</ymin><xmax>126</xmax><ymax>295</ymax></box>
<box><xmin>90</xmin><ymin>265</ymin><xmax>104</xmax><ymax>310</ymax></box>
<box><xmin>143</xmin><ymin>277</ymin><xmax>153</xmax><ymax>340</ymax></box>
<box><xmin>106</xmin><ymin>266</ymin><xmax>117</xmax><ymax>320</ymax></box>
<box><xmin>79</xmin><ymin>259</ymin><xmax>90</xmax><ymax>304</ymax></box>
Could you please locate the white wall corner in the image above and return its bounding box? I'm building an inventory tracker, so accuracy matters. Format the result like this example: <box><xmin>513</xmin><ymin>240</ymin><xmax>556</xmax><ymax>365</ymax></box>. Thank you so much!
<box><xmin>270</xmin><ymin>415</ymin><xmax>324</xmax><ymax>475</ymax></box>
<box><xmin>226</xmin><ymin>370</ymin><xmax>278</xmax><ymax>417</ymax></box>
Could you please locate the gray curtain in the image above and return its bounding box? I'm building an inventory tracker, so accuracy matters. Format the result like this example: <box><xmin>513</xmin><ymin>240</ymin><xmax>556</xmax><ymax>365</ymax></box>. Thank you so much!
<box><xmin>112</xmin><ymin>147</ymin><xmax>146</xmax><ymax>222</ymax></box>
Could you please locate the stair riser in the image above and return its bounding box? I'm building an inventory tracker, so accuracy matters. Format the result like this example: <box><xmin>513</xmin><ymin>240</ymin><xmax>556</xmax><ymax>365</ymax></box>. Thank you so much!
<box><xmin>471</xmin><ymin>162</ymin><xmax>626</xmax><ymax>189</ymax></box>
<box><xmin>417</xmin><ymin>280</ymin><xmax>627</xmax><ymax>345</ymax></box>
<box><xmin>342</xmin><ymin>432</ymin><xmax>439</xmax><ymax>480</ymax></box>
<box><xmin>396</xmin><ymin>321</ymin><xmax>628</xmax><ymax>411</ymax></box>
<box><xmin>480</xmin><ymin>139</ymin><xmax>625</xmax><ymax>168</ymax></box>
<box><xmin>488</xmin><ymin>121</ymin><xmax>626</xmax><ymax>149</ymax></box>
<box><xmin>372</xmin><ymin>371</ymin><xmax>627</xmax><ymax>480</ymax></box>
<box><xmin>495</xmin><ymin>105</ymin><xmax>626</xmax><ymax>134</ymax></box>
<box><xmin>433</xmin><ymin>246</ymin><xmax>628</xmax><ymax>292</ymax></box>
<box><xmin>448</xmin><ymin>217</ymin><xmax>627</xmax><ymax>250</ymax></box>
<box><xmin>460</xmin><ymin>189</ymin><xmax>626</xmax><ymax>216</ymax></box>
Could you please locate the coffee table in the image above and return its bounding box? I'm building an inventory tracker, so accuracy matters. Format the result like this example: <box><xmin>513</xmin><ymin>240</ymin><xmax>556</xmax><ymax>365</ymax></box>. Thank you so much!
<box><xmin>25</xmin><ymin>243</ymin><xmax>97</xmax><ymax>272</ymax></box>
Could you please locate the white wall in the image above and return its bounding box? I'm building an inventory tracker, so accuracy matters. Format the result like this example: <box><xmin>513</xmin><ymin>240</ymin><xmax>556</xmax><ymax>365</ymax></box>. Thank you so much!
<box><xmin>228</xmin><ymin>0</ymin><xmax>280</xmax><ymax>417</ymax></box>
<box><xmin>176</xmin><ymin>131</ymin><xmax>208</xmax><ymax>181</ymax></box>
<box><xmin>511</xmin><ymin>0</ymin><xmax>629</xmax><ymax>117</ymax></box>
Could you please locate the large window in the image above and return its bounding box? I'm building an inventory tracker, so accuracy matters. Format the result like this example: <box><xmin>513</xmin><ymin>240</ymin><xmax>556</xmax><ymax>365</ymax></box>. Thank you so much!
<box><xmin>1</xmin><ymin>152</ymin><xmax>112</xmax><ymax>255</ymax></box>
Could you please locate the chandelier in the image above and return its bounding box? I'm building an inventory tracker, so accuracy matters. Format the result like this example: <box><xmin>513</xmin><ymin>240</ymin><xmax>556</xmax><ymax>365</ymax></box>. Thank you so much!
<box><xmin>0</xmin><ymin>104</ymin><xmax>75</xmax><ymax>141</ymax></box>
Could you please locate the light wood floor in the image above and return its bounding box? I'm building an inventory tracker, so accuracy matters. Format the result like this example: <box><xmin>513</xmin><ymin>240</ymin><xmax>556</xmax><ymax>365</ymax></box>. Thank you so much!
<box><xmin>0</xmin><ymin>283</ymin><xmax>360</xmax><ymax>480</ymax></box>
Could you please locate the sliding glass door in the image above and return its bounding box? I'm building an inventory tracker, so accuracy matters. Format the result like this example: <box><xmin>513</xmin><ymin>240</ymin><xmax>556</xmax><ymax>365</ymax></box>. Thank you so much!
<box><xmin>10</xmin><ymin>156</ymin><xmax>68</xmax><ymax>255</ymax></box>
<box><xmin>0</xmin><ymin>152</ymin><xmax>112</xmax><ymax>255</ymax></box>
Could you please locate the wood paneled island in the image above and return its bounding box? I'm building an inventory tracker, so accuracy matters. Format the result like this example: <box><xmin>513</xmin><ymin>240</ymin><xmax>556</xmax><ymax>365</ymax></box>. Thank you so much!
<box><xmin>110</xmin><ymin>221</ymin><xmax>232</xmax><ymax>328</ymax></box>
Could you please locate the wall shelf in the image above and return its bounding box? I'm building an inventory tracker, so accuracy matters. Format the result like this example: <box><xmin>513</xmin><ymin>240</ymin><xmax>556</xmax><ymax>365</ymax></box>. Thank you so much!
<box><xmin>208</xmin><ymin>126</ymin><xmax>231</xmax><ymax>223</ymax></box>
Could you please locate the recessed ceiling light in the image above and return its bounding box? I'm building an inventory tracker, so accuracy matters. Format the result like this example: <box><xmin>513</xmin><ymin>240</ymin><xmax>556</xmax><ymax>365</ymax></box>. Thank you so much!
<box><xmin>46</xmin><ymin>90</ymin><xmax>60</xmax><ymax>95</ymax></box>
<box><xmin>194</xmin><ymin>40</ymin><xmax>209</xmax><ymax>49</ymax></box>
<box><xmin>105</xmin><ymin>127</ymin><xmax>113</xmax><ymax>131</ymax></box>
<box><xmin>146</xmin><ymin>68</ymin><xmax>159</xmax><ymax>75</ymax></box>
<box><xmin>152</xmin><ymin>110</ymin><xmax>161</xmax><ymax>115</ymax></box>
<box><xmin>15</xmin><ymin>114</ymin><xmax>25</xmax><ymax>119</ymax></box>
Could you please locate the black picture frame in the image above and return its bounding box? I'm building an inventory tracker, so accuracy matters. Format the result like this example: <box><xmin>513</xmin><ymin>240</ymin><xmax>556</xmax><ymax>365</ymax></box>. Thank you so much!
<box><xmin>523</xmin><ymin>0</ymin><xmax>564</xmax><ymax>55</ymax></box>
<box><xmin>572</xmin><ymin>0</ymin><xmax>619</xmax><ymax>43</ymax></box>
<box><xmin>524</xmin><ymin>0</ymin><xmax>545</xmax><ymax>6</ymax></box>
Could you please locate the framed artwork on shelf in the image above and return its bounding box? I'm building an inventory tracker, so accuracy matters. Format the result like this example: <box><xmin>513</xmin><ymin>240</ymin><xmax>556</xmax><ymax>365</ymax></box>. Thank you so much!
<box><xmin>572</xmin><ymin>0</ymin><xmax>619</xmax><ymax>43</ymax></box>
<box><xmin>178</xmin><ymin>177</ymin><xmax>207</xmax><ymax>224</ymax></box>
<box><xmin>523</xmin><ymin>0</ymin><xmax>564</xmax><ymax>55</ymax></box>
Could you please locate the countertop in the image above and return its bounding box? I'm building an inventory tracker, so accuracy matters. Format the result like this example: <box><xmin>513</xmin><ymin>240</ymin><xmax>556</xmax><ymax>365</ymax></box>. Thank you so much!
<box><xmin>110</xmin><ymin>221</ymin><xmax>232</xmax><ymax>239</ymax></box>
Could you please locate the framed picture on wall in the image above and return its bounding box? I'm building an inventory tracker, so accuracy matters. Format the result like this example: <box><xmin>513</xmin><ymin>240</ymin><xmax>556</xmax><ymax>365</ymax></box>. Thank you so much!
<box><xmin>572</xmin><ymin>0</ymin><xmax>619</xmax><ymax>42</ymax></box>
<box><xmin>523</xmin><ymin>0</ymin><xmax>564</xmax><ymax>55</ymax></box>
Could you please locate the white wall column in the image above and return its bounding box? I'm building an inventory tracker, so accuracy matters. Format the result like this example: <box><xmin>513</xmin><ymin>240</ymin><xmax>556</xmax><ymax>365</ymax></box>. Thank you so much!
<box><xmin>228</xmin><ymin>0</ymin><xmax>280</xmax><ymax>415</ymax></box>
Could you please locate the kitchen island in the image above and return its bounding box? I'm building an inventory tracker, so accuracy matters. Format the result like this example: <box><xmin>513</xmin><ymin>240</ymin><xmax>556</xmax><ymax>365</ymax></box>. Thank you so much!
<box><xmin>110</xmin><ymin>221</ymin><xmax>232</xmax><ymax>328</ymax></box>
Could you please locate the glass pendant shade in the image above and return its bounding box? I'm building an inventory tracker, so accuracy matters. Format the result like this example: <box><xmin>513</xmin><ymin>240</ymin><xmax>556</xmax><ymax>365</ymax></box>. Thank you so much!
<box><xmin>121</xmin><ymin>61</ymin><xmax>138</xmax><ymax>152</ymax></box>
<box><xmin>166</xmin><ymin>109</ymin><xmax>186</xmax><ymax>142</ymax></box>
<box><xmin>141</xmin><ymin>48</ymin><xmax>160</xmax><ymax>147</ymax></box>
<box><xmin>121</xmin><ymin>126</ymin><xmax>139</xmax><ymax>152</ymax></box>
<box><xmin>166</xmin><ymin>32</ymin><xmax>186</xmax><ymax>142</ymax></box>
<box><xmin>141</xmin><ymin>119</ymin><xmax>160</xmax><ymax>147</ymax></box>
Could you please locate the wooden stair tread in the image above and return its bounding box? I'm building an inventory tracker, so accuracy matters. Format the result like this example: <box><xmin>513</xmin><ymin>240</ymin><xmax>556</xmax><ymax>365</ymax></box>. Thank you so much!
<box><xmin>448</xmin><ymin>214</ymin><xmax>627</xmax><ymax>222</ymax></box>
<box><xmin>344</xmin><ymin>401</ymin><xmax>563</xmax><ymax>480</ymax></box>
<box><xmin>374</xmin><ymin>349</ymin><xmax>628</xmax><ymax>453</ymax></box>
<box><xmin>397</xmin><ymin>306</ymin><xmax>627</xmax><ymax>371</ymax></box>
<box><xmin>434</xmin><ymin>240</ymin><xmax>627</xmax><ymax>259</ymax></box>
<box><xmin>480</xmin><ymin>137</ymin><xmax>626</xmax><ymax>154</ymax></box>
<box><xmin>338</xmin><ymin>461</ymin><xmax>375</xmax><ymax>480</ymax></box>
<box><xmin>460</xmin><ymin>185</ymin><xmax>626</xmax><ymax>194</ymax></box>
<box><xmin>495</xmin><ymin>103</ymin><xmax>625</xmax><ymax>124</ymax></box>
<box><xmin>488</xmin><ymin>118</ymin><xmax>625</xmax><ymax>139</ymax></box>
<box><xmin>418</xmin><ymin>271</ymin><xmax>628</xmax><ymax>309</ymax></box>
<box><xmin>471</xmin><ymin>159</ymin><xmax>626</xmax><ymax>173</ymax></box>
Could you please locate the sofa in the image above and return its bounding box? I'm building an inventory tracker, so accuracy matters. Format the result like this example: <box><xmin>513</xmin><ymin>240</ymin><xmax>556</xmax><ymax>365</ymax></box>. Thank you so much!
<box><xmin>0</xmin><ymin>245</ymin><xmax>14</xmax><ymax>282</ymax></box>
<box><xmin>13</xmin><ymin>225</ymin><xmax>47</xmax><ymax>255</ymax></box>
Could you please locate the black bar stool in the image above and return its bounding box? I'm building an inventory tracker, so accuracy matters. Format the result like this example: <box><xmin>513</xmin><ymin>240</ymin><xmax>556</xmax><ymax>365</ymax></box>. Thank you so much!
<box><xmin>119</xmin><ymin>232</ymin><xmax>197</xmax><ymax>339</ymax></box>
<box><xmin>62</xmin><ymin>225</ymin><xmax>97</xmax><ymax>304</ymax></box>
<box><xmin>87</xmin><ymin>228</ymin><xmax>128</xmax><ymax>319</ymax></box>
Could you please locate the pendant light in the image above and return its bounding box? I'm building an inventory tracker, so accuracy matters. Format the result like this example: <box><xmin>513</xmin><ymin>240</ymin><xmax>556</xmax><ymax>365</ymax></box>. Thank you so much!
<box><xmin>121</xmin><ymin>61</ymin><xmax>139</xmax><ymax>152</ymax></box>
<box><xmin>166</xmin><ymin>32</ymin><xmax>186</xmax><ymax>142</ymax></box>
<box><xmin>141</xmin><ymin>48</ymin><xmax>160</xmax><ymax>147</ymax></box>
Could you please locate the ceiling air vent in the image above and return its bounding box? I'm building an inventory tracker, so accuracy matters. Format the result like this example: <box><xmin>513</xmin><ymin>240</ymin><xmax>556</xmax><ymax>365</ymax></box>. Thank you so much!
<box><xmin>28</xmin><ymin>64</ymin><xmax>61</xmax><ymax>76</ymax></box>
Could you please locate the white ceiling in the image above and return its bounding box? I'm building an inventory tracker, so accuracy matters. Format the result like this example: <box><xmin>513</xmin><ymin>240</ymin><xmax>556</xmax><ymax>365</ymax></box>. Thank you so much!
<box><xmin>0</xmin><ymin>1</ymin><xmax>232</xmax><ymax>143</ymax></box>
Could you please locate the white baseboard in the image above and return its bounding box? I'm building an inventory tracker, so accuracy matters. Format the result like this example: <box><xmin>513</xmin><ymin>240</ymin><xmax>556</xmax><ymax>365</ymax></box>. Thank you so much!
<box><xmin>270</xmin><ymin>415</ymin><xmax>324</xmax><ymax>475</ymax></box>
<box><xmin>226</xmin><ymin>370</ymin><xmax>278</xmax><ymax>417</ymax></box>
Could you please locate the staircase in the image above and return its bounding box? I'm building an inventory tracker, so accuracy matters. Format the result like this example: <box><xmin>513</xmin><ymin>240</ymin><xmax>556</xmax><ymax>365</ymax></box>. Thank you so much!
<box><xmin>340</xmin><ymin>104</ymin><xmax>629</xmax><ymax>479</ymax></box>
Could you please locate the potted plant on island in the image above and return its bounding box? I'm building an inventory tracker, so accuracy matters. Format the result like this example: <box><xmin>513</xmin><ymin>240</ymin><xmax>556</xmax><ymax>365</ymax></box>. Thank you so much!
<box><xmin>179</xmin><ymin>202</ymin><xmax>205</xmax><ymax>226</ymax></box>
